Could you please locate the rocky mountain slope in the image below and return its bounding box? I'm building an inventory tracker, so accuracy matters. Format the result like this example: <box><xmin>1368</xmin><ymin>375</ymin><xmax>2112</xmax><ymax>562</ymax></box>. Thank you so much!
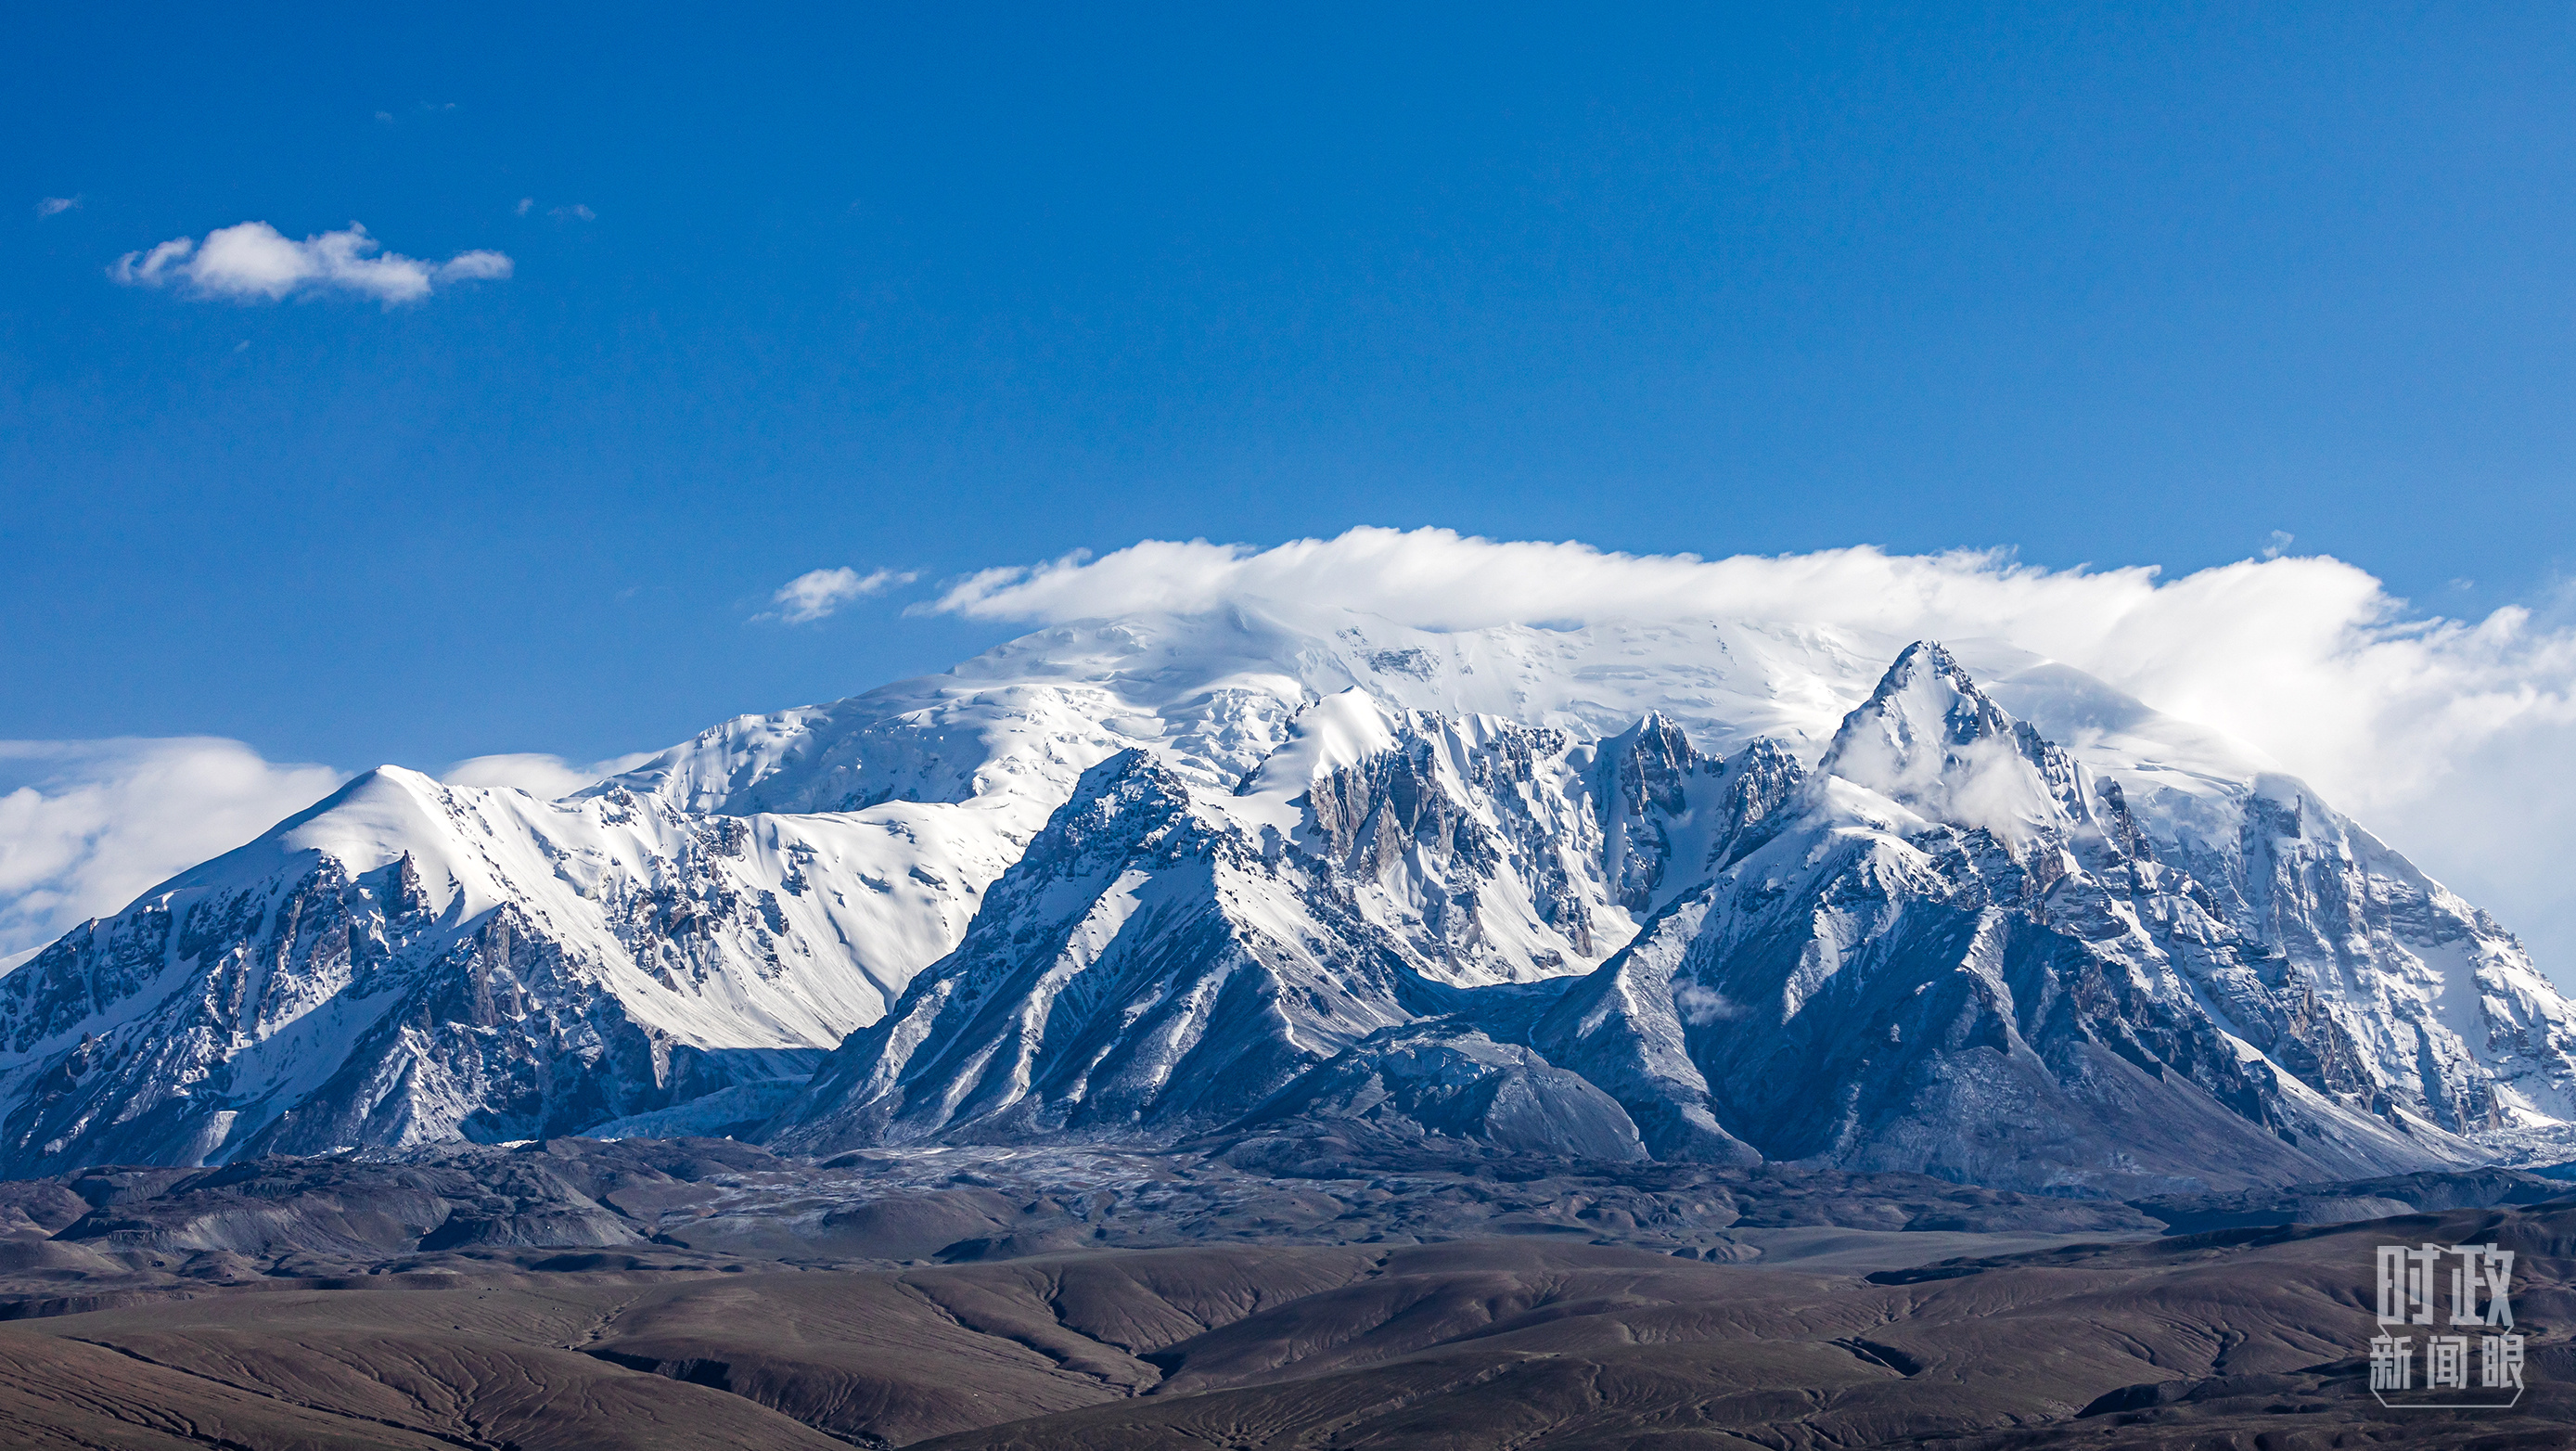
<box><xmin>2</xmin><ymin>608</ymin><xmax>2570</xmax><ymax>1191</ymax></box>
<box><xmin>0</xmin><ymin>766</ymin><xmax>948</xmax><ymax>1173</ymax></box>
<box><xmin>1528</xmin><ymin>645</ymin><xmax>2482</xmax><ymax>1193</ymax></box>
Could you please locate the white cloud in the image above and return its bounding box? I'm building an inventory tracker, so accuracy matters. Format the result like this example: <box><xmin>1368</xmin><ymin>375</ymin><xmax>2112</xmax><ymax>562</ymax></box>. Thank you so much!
<box><xmin>34</xmin><ymin>196</ymin><xmax>79</xmax><ymax>218</ymax></box>
<box><xmin>932</xmin><ymin>527</ymin><xmax>2576</xmax><ymax>976</ymax></box>
<box><xmin>109</xmin><ymin>222</ymin><xmax>513</xmax><ymax>305</ymax></box>
<box><xmin>762</xmin><ymin>566</ymin><xmax>916</xmax><ymax>624</ymax></box>
<box><xmin>439</xmin><ymin>751</ymin><xmax>659</xmax><ymax>799</ymax></box>
<box><xmin>515</xmin><ymin>197</ymin><xmax>535</xmax><ymax>216</ymax></box>
<box><xmin>1674</xmin><ymin>983</ymin><xmax>1747</xmax><ymax>1024</ymax></box>
<box><xmin>0</xmin><ymin>739</ymin><xmax>343</xmax><ymax>969</ymax></box>
<box><xmin>550</xmin><ymin>203</ymin><xmax>596</xmax><ymax>222</ymax></box>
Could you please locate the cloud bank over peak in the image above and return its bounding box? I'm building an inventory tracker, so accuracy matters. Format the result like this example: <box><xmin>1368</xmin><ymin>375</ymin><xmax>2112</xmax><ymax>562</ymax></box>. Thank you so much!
<box><xmin>929</xmin><ymin>528</ymin><xmax>2567</xmax><ymax>806</ymax></box>
<box><xmin>110</xmin><ymin>222</ymin><xmax>511</xmax><ymax>304</ymax></box>
<box><xmin>934</xmin><ymin>528</ymin><xmax>2576</xmax><ymax>974</ymax></box>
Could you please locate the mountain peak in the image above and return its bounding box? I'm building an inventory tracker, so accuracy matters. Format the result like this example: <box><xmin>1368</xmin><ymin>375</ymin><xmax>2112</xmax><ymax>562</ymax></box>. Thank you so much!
<box><xmin>1847</xmin><ymin>641</ymin><xmax>2006</xmax><ymax>738</ymax></box>
<box><xmin>1819</xmin><ymin>642</ymin><xmax>2063</xmax><ymax>840</ymax></box>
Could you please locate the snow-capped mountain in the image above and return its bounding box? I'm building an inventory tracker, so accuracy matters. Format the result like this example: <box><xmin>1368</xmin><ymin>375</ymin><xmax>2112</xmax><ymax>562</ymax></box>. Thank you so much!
<box><xmin>1530</xmin><ymin>645</ymin><xmax>2500</xmax><ymax>1193</ymax></box>
<box><xmin>0</xmin><ymin>766</ymin><xmax>947</xmax><ymax>1172</ymax></box>
<box><xmin>771</xmin><ymin>749</ymin><xmax>1422</xmax><ymax>1149</ymax></box>
<box><xmin>4</xmin><ymin>607</ymin><xmax>2570</xmax><ymax>1192</ymax></box>
<box><xmin>767</xmin><ymin>699</ymin><xmax>1719</xmax><ymax>1150</ymax></box>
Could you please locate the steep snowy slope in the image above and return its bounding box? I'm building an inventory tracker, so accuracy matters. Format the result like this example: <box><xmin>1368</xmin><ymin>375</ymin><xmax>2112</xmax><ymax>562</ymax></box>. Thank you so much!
<box><xmin>0</xmin><ymin>768</ymin><xmax>961</xmax><ymax>1174</ymax></box>
<box><xmin>771</xmin><ymin>751</ymin><xmax>1424</xmax><ymax>1149</ymax></box>
<box><xmin>1964</xmin><ymin>663</ymin><xmax>2576</xmax><ymax>1133</ymax></box>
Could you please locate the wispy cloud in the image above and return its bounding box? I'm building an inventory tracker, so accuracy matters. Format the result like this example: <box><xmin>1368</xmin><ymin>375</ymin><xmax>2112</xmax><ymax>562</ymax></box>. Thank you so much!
<box><xmin>550</xmin><ymin>203</ymin><xmax>596</xmax><ymax>222</ymax></box>
<box><xmin>34</xmin><ymin>196</ymin><xmax>79</xmax><ymax>218</ymax></box>
<box><xmin>109</xmin><ymin>222</ymin><xmax>512</xmax><ymax>305</ymax></box>
<box><xmin>515</xmin><ymin>197</ymin><xmax>535</xmax><ymax>216</ymax></box>
<box><xmin>931</xmin><ymin>527</ymin><xmax>2576</xmax><ymax>978</ymax></box>
<box><xmin>439</xmin><ymin>751</ymin><xmax>659</xmax><ymax>799</ymax></box>
<box><xmin>761</xmin><ymin>566</ymin><xmax>916</xmax><ymax>624</ymax></box>
<box><xmin>0</xmin><ymin>738</ymin><xmax>343</xmax><ymax>968</ymax></box>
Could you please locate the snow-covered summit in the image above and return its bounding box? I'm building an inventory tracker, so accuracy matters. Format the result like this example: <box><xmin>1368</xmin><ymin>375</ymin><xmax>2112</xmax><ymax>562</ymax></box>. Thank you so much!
<box><xmin>1820</xmin><ymin>641</ymin><xmax>2070</xmax><ymax>841</ymax></box>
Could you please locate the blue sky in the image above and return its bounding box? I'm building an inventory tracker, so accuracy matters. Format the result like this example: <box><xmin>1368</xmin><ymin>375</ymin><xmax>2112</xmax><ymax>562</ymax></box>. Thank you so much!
<box><xmin>7</xmin><ymin>1</ymin><xmax>2576</xmax><ymax>776</ymax></box>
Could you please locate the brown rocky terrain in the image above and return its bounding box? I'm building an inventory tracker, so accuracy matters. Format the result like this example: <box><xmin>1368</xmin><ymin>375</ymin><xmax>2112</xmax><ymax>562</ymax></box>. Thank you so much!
<box><xmin>0</xmin><ymin>1137</ymin><xmax>2566</xmax><ymax>1448</ymax></box>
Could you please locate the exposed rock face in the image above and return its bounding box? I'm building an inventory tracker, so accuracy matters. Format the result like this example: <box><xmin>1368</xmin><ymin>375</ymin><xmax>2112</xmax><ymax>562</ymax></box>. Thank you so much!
<box><xmin>2153</xmin><ymin>777</ymin><xmax>2576</xmax><ymax>1132</ymax></box>
<box><xmin>1288</xmin><ymin>700</ymin><xmax>1696</xmax><ymax>981</ymax></box>
<box><xmin>1596</xmin><ymin>713</ymin><xmax>1709</xmax><ymax>916</ymax></box>
<box><xmin>773</xmin><ymin>751</ymin><xmax>1425</xmax><ymax>1149</ymax></box>
<box><xmin>1302</xmin><ymin>714</ymin><xmax>1608</xmax><ymax>971</ymax></box>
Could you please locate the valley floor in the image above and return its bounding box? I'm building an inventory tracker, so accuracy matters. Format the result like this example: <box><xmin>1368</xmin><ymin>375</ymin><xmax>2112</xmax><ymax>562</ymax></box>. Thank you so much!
<box><xmin>0</xmin><ymin>1139</ymin><xmax>2568</xmax><ymax>1449</ymax></box>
